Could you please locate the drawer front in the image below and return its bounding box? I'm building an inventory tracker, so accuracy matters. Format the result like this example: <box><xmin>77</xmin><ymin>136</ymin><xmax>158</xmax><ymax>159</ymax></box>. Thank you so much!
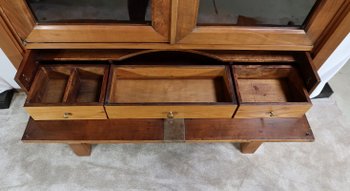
<box><xmin>234</xmin><ymin>104</ymin><xmax>311</xmax><ymax>118</ymax></box>
<box><xmin>25</xmin><ymin>106</ymin><xmax>107</xmax><ymax>120</ymax></box>
<box><xmin>105</xmin><ymin>105</ymin><xmax>236</xmax><ymax>119</ymax></box>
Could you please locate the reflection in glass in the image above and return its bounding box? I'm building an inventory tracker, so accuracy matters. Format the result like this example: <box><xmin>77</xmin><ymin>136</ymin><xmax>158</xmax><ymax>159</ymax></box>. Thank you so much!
<box><xmin>26</xmin><ymin>0</ymin><xmax>151</xmax><ymax>23</ymax></box>
<box><xmin>198</xmin><ymin>0</ymin><xmax>318</xmax><ymax>27</ymax></box>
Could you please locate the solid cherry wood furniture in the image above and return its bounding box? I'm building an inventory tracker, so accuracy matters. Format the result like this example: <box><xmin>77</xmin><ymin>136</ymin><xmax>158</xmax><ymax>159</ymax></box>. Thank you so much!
<box><xmin>16</xmin><ymin>49</ymin><xmax>318</xmax><ymax>156</ymax></box>
<box><xmin>0</xmin><ymin>0</ymin><xmax>349</xmax><ymax>156</ymax></box>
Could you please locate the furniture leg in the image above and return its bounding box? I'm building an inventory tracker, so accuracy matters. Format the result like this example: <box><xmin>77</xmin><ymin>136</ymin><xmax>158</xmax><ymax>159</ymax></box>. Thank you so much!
<box><xmin>69</xmin><ymin>144</ymin><xmax>92</xmax><ymax>156</ymax></box>
<box><xmin>240</xmin><ymin>142</ymin><xmax>263</xmax><ymax>154</ymax></box>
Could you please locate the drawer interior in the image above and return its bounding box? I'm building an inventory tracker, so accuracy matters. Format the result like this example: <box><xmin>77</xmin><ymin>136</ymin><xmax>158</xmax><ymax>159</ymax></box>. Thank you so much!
<box><xmin>108</xmin><ymin>66</ymin><xmax>234</xmax><ymax>104</ymax></box>
<box><xmin>28</xmin><ymin>67</ymin><xmax>71</xmax><ymax>103</ymax></box>
<box><xmin>233</xmin><ymin>65</ymin><xmax>309</xmax><ymax>103</ymax></box>
<box><xmin>27</xmin><ymin>64</ymin><xmax>108</xmax><ymax>104</ymax></box>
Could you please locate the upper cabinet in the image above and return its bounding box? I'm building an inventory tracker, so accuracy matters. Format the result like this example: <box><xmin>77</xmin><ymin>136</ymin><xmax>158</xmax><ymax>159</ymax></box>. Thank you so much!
<box><xmin>0</xmin><ymin>0</ymin><xmax>347</xmax><ymax>51</ymax></box>
<box><xmin>0</xmin><ymin>0</ymin><xmax>171</xmax><ymax>43</ymax></box>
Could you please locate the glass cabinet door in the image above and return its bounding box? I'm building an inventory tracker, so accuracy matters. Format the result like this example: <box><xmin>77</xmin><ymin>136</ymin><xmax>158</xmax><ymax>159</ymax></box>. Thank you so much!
<box><xmin>197</xmin><ymin>0</ymin><xmax>317</xmax><ymax>27</ymax></box>
<box><xmin>7</xmin><ymin>0</ymin><xmax>171</xmax><ymax>43</ymax></box>
<box><xmin>27</xmin><ymin>0</ymin><xmax>151</xmax><ymax>24</ymax></box>
<box><xmin>175</xmin><ymin>0</ymin><xmax>320</xmax><ymax>50</ymax></box>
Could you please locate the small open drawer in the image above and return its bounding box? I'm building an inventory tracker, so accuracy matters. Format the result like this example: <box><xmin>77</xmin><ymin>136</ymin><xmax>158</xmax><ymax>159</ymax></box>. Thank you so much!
<box><xmin>232</xmin><ymin>65</ymin><xmax>311</xmax><ymax>118</ymax></box>
<box><xmin>105</xmin><ymin>65</ymin><xmax>237</xmax><ymax>118</ymax></box>
<box><xmin>25</xmin><ymin>64</ymin><xmax>109</xmax><ymax>120</ymax></box>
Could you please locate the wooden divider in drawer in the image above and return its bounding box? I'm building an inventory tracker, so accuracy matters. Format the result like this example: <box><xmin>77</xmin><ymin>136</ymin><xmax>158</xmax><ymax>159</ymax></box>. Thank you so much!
<box><xmin>25</xmin><ymin>65</ymin><xmax>109</xmax><ymax>120</ymax></box>
<box><xmin>105</xmin><ymin>65</ymin><xmax>237</xmax><ymax>119</ymax></box>
<box><xmin>232</xmin><ymin>65</ymin><xmax>311</xmax><ymax>118</ymax></box>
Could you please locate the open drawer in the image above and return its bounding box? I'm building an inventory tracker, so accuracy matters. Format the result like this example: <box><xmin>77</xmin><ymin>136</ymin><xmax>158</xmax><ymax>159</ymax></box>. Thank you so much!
<box><xmin>232</xmin><ymin>65</ymin><xmax>312</xmax><ymax>118</ymax></box>
<box><xmin>25</xmin><ymin>64</ymin><xmax>109</xmax><ymax>120</ymax></box>
<box><xmin>105</xmin><ymin>65</ymin><xmax>237</xmax><ymax>118</ymax></box>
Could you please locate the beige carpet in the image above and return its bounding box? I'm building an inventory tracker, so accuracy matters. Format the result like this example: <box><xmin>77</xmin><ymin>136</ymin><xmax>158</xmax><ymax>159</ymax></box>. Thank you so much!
<box><xmin>0</xmin><ymin>91</ymin><xmax>349</xmax><ymax>190</ymax></box>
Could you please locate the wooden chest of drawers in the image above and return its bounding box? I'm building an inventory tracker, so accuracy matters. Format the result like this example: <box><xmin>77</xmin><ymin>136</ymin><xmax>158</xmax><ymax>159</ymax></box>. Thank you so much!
<box><xmin>16</xmin><ymin>49</ymin><xmax>319</xmax><ymax>156</ymax></box>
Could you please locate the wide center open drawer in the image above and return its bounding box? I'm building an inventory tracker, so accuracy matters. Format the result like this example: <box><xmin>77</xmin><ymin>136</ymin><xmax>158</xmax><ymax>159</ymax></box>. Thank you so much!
<box><xmin>16</xmin><ymin>50</ymin><xmax>320</xmax><ymax>120</ymax></box>
<box><xmin>105</xmin><ymin>65</ymin><xmax>237</xmax><ymax>118</ymax></box>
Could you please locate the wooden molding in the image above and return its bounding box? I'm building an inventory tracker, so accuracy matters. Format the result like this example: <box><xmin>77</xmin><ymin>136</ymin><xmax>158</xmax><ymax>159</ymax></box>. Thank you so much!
<box><xmin>2</xmin><ymin>0</ymin><xmax>348</xmax><ymax>57</ymax></box>
<box><xmin>0</xmin><ymin>12</ymin><xmax>23</xmax><ymax>68</ymax></box>
<box><xmin>312</xmin><ymin>1</ymin><xmax>350</xmax><ymax>69</ymax></box>
<box><xmin>175</xmin><ymin>0</ymin><xmax>199</xmax><ymax>42</ymax></box>
<box><xmin>306</xmin><ymin>0</ymin><xmax>345</xmax><ymax>43</ymax></box>
<box><xmin>25</xmin><ymin>42</ymin><xmax>313</xmax><ymax>51</ymax></box>
<box><xmin>178</xmin><ymin>26</ymin><xmax>313</xmax><ymax>47</ymax></box>
<box><xmin>152</xmin><ymin>0</ymin><xmax>171</xmax><ymax>38</ymax></box>
<box><xmin>26</xmin><ymin>25</ymin><xmax>168</xmax><ymax>43</ymax></box>
<box><xmin>0</xmin><ymin>0</ymin><xmax>35</xmax><ymax>41</ymax></box>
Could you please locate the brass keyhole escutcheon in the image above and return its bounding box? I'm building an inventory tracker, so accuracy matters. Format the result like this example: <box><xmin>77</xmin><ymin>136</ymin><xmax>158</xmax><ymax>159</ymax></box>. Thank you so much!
<box><xmin>63</xmin><ymin>112</ymin><xmax>72</xmax><ymax>119</ymax></box>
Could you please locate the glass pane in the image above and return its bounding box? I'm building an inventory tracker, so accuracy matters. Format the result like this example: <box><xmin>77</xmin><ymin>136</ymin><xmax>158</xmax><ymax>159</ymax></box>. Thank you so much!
<box><xmin>27</xmin><ymin>0</ymin><xmax>151</xmax><ymax>24</ymax></box>
<box><xmin>197</xmin><ymin>0</ymin><xmax>318</xmax><ymax>27</ymax></box>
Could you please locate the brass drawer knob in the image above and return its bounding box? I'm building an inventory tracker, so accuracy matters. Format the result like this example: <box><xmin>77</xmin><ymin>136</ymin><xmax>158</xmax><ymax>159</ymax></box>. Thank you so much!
<box><xmin>167</xmin><ymin>111</ymin><xmax>175</xmax><ymax>119</ymax></box>
<box><xmin>63</xmin><ymin>112</ymin><xmax>73</xmax><ymax>119</ymax></box>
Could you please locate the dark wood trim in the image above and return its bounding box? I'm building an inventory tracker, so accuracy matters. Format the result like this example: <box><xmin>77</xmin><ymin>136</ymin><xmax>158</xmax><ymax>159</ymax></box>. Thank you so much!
<box><xmin>22</xmin><ymin>116</ymin><xmax>314</xmax><ymax>143</ymax></box>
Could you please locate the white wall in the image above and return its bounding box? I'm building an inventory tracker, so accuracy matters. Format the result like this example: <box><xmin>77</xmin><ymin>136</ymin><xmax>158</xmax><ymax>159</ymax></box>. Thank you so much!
<box><xmin>311</xmin><ymin>33</ymin><xmax>350</xmax><ymax>98</ymax></box>
<box><xmin>0</xmin><ymin>48</ymin><xmax>20</xmax><ymax>93</ymax></box>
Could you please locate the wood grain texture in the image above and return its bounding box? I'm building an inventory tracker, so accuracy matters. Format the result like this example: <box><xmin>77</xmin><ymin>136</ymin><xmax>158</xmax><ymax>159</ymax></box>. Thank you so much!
<box><xmin>185</xmin><ymin>116</ymin><xmax>314</xmax><ymax>142</ymax></box>
<box><xmin>175</xmin><ymin>0</ymin><xmax>199</xmax><ymax>42</ymax></box>
<box><xmin>22</xmin><ymin>116</ymin><xmax>314</xmax><ymax>143</ymax></box>
<box><xmin>69</xmin><ymin>144</ymin><xmax>91</xmax><ymax>156</ymax></box>
<box><xmin>15</xmin><ymin>50</ymin><xmax>40</xmax><ymax>92</ymax></box>
<box><xmin>113</xmin><ymin>79</ymin><xmax>228</xmax><ymax>103</ymax></box>
<box><xmin>295</xmin><ymin>52</ymin><xmax>320</xmax><ymax>94</ymax></box>
<box><xmin>26</xmin><ymin>25</ymin><xmax>168</xmax><ymax>43</ymax></box>
<box><xmin>233</xmin><ymin>65</ymin><xmax>312</xmax><ymax>118</ymax></box>
<box><xmin>25</xmin><ymin>49</ymin><xmax>299</xmax><ymax>63</ymax></box>
<box><xmin>240</xmin><ymin>142</ymin><xmax>262</xmax><ymax>154</ymax></box>
<box><xmin>106</xmin><ymin>65</ymin><xmax>236</xmax><ymax>119</ymax></box>
<box><xmin>25</xmin><ymin>42</ymin><xmax>313</xmax><ymax>51</ymax></box>
<box><xmin>306</xmin><ymin>0</ymin><xmax>345</xmax><ymax>43</ymax></box>
<box><xmin>0</xmin><ymin>0</ymin><xmax>35</xmax><ymax>40</ymax></box>
<box><xmin>152</xmin><ymin>0</ymin><xmax>171</xmax><ymax>38</ymax></box>
<box><xmin>24</xmin><ymin>106</ymin><xmax>107</xmax><ymax>120</ymax></box>
<box><xmin>23</xmin><ymin>118</ymin><xmax>165</xmax><ymax>143</ymax></box>
<box><xmin>178</xmin><ymin>27</ymin><xmax>313</xmax><ymax>47</ymax></box>
<box><xmin>170</xmin><ymin>0</ymin><xmax>179</xmax><ymax>44</ymax></box>
<box><xmin>0</xmin><ymin>13</ymin><xmax>23</xmax><ymax>68</ymax></box>
<box><xmin>238</xmin><ymin>79</ymin><xmax>292</xmax><ymax>103</ymax></box>
<box><xmin>105</xmin><ymin>105</ymin><xmax>236</xmax><ymax>119</ymax></box>
<box><xmin>312</xmin><ymin>1</ymin><xmax>350</xmax><ymax>69</ymax></box>
<box><xmin>112</xmin><ymin>66</ymin><xmax>226</xmax><ymax>78</ymax></box>
<box><xmin>234</xmin><ymin>104</ymin><xmax>311</xmax><ymax>118</ymax></box>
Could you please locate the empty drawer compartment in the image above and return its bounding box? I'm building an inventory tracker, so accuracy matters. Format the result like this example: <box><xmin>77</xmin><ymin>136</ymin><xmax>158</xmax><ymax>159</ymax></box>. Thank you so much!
<box><xmin>232</xmin><ymin>65</ymin><xmax>311</xmax><ymax>118</ymax></box>
<box><xmin>25</xmin><ymin>64</ymin><xmax>109</xmax><ymax>120</ymax></box>
<box><xmin>105</xmin><ymin>65</ymin><xmax>237</xmax><ymax>118</ymax></box>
